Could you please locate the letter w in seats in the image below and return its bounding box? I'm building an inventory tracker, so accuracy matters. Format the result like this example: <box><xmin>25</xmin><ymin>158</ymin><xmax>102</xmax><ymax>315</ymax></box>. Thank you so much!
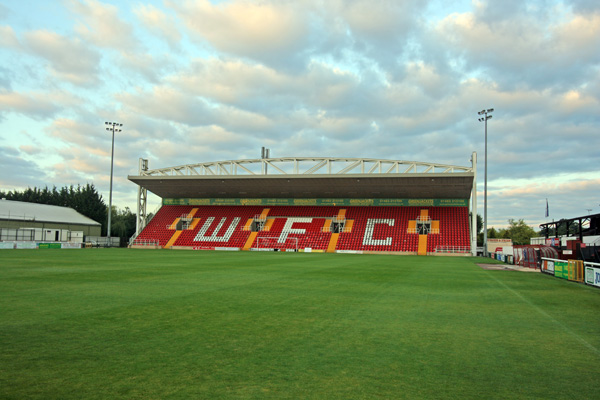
<box><xmin>194</xmin><ymin>217</ymin><xmax>241</xmax><ymax>242</ymax></box>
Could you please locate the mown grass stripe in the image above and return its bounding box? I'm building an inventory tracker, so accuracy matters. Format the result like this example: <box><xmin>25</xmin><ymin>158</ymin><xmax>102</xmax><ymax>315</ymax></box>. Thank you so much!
<box><xmin>485</xmin><ymin>270</ymin><xmax>600</xmax><ymax>357</ymax></box>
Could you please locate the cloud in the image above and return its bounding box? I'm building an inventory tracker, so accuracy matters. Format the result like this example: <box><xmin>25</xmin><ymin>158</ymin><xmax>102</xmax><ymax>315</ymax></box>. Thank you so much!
<box><xmin>570</xmin><ymin>0</ymin><xmax>600</xmax><ymax>14</ymax></box>
<box><xmin>42</xmin><ymin>118</ymin><xmax>131</xmax><ymax>195</ymax></box>
<box><xmin>19</xmin><ymin>144</ymin><xmax>41</xmax><ymax>155</ymax></box>
<box><xmin>134</xmin><ymin>49</ymin><xmax>595</xmax><ymax>182</ymax></box>
<box><xmin>336</xmin><ymin>0</ymin><xmax>420</xmax><ymax>56</ymax></box>
<box><xmin>168</xmin><ymin>58</ymin><xmax>362</xmax><ymax>115</ymax></box>
<box><xmin>116</xmin><ymin>86</ymin><xmax>212</xmax><ymax>126</ymax></box>
<box><xmin>67</xmin><ymin>0</ymin><xmax>139</xmax><ymax>51</ymax></box>
<box><xmin>0</xmin><ymin>146</ymin><xmax>49</xmax><ymax>189</ymax></box>
<box><xmin>436</xmin><ymin>8</ymin><xmax>600</xmax><ymax>90</ymax></box>
<box><xmin>168</xmin><ymin>58</ymin><xmax>292</xmax><ymax>105</ymax></box>
<box><xmin>492</xmin><ymin>173</ymin><xmax>600</xmax><ymax>197</ymax></box>
<box><xmin>0</xmin><ymin>89</ymin><xmax>62</xmax><ymax>119</ymax></box>
<box><xmin>168</xmin><ymin>0</ymin><xmax>309</xmax><ymax>69</ymax></box>
<box><xmin>487</xmin><ymin>174</ymin><xmax>600</xmax><ymax>227</ymax></box>
<box><xmin>134</xmin><ymin>4</ymin><xmax>181</xmax><ymax>50</ymax></box>
<box><xmin>46</xmin><ymin>118</ymin><xmax>110</xmax><ymax>157</ymax></box>
<box><xmin>552</xmin><ymin>13</ymin><xmax>600</xmax><ymax>65</ymax></box>
<box><xmin>117</xmin><ymin>84</ymin><xmax>276</xmax><ymax>138</ymax></box>
<box><xmin>118</xmin><ymin>51</ymin><xmax>175</xmax><ymax>83</ymax></box>
<box><xmin>22</xmin><ymin>29</ymin><xmax>100</xmax><ymax>86</ymax></box>
<box><xmin>0</xmin><ymin>25</ymin><xmax>19</xmax><ymax>48</ymax></box>
<box><xmin>341</xmin><ymin>0</ymin><xmax>413</xmax><ymax>40</ymax></box>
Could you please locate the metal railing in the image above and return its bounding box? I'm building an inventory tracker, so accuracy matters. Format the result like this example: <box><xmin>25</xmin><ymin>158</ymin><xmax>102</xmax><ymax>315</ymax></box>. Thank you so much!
<box><xmin>130</xmin><ymin>239</ymin><xmax>160</xmax><ymax>247</ymax></box>
<box><xmin>435</xmin><ymin>246</ymin><xmax>471</xmax><ymax>253</ymax></box>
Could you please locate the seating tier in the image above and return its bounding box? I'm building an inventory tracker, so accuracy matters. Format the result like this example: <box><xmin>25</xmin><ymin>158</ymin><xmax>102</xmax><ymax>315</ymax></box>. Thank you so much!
<box><xmin>134</xmin><ymin>205</ymin><xmax>195</xmax><ymax>246</ymax></box>
<box><xmin>135</xmin><ymin>205</ymin><xmax>470</xmax><ymax>253</ymax></box>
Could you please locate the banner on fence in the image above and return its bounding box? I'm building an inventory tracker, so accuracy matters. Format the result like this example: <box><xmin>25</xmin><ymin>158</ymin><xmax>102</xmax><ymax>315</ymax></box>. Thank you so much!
<box><xmin>541</xmin><ymin>258</ymin><xmax>555</xmax><ymax>274</ymax></box>
<box><xmin>61</xmin><ymin>243</ymin><xmax>82</xmax><ymax>249</ymax></box>
<box><xmin>38</xmin><ymin>243</ymin><xmax>62</xmax><ymax>249</ymax></box>
<box><xmin>568</xmin><ymin>260</ymin><xmax>584</xmax><ymax>282</ymax></box>
<box><xmin>0</xmin><ymin>242</ymin><xmax>15</xmax><ymax>249</ymax></box>
<box><xmin>584</xmin><ymin>265</ymin><xmax>600</xmax><ymax>288</ymax></box>
<box><xmin>554</xmin><ymin>260</ymin><xmax>569</xmax><ymax>279</ymax></box>
<box><xmin>16</xmin><ymin>242</ymin><xmax>37</xmax><ymax>249</ymax></box>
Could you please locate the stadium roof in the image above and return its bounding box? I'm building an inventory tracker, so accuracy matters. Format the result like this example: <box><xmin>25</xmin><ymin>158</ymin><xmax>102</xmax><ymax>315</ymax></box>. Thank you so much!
<box><xmin>128</xmin><ymin>157</ymin><xmax>475</xmax><ymax>200</ymax></box>
<box><xmin>0</xmin><ymin>200</ymin><xmax>101</xmax><ymax>226</ymax></box>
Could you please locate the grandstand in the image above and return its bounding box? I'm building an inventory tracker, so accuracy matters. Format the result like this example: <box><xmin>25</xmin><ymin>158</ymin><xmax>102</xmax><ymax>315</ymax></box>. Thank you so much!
<box><xmin>128</xmin><ymin>156</ymin><xmax>477</xmax><ymax>255</ymax></box>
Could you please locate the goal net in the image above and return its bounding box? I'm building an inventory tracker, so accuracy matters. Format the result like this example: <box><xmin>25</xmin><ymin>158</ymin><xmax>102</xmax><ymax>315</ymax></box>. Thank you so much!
<box><xmin>255</xmin><ymin>237</ymin><xmax>298</xmax><ymax>252</ymax></box>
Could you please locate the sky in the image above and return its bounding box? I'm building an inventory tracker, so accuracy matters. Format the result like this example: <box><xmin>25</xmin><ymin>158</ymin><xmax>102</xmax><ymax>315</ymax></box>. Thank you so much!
<box><xmin>0</xmin><ymin>0</ymin><xmax>598</xmax><ymax>230</ymax></box>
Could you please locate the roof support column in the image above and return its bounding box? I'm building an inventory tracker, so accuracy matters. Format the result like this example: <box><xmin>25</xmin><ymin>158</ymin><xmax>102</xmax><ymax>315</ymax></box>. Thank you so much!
<box><xmin>136</xmin><ymin>158</ymin><xmax>148</xmax><ymax>237</ymax></box>
<box><xmin>471</xmin><ymin>152</ymin><xmax>477</xmax><ymax>256</ymax></box>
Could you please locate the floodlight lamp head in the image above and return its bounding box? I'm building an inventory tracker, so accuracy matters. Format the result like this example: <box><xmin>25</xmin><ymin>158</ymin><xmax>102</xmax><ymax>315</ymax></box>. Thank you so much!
<box><xmin>478</xmin><ymin>110</ymin><xmax>485</xmax><ymax>115</ymax></box>
<box><xmin>488</xmin><ymin>108</ymin><xmax>494</xmax><ymax>113</ymax></box>
<box><xmin>478</xmin><ymin>118</ymin><xmax>484</xmax><ymax>122</ymax></box>
<box><xmin>488</xmin><ymin>115</ymin><xmax>492</xmax><ymax>120</ymax></box>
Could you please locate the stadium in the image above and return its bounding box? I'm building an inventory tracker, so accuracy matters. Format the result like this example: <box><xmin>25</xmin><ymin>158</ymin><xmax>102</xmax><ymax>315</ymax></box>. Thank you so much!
<box><xmin>2</xmin><ymin>153</ymin><xmax>600</xmax><ymax>399</ymax></box>
<box><xmin>128</xmin><ymin>154</ymin><xmax>478</xmax><ymax>255</ymax></box>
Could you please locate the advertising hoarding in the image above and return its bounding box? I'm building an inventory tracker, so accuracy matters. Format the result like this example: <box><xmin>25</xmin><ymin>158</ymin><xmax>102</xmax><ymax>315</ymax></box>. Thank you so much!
<box><xmin>553</xmin><ymin>260</ymin><xmax>569</xmax><ymax>279</ymax></box>
<box><xmin>541</xmin><ymin>259</ymin><xmax>555</xmax><ymax>274</ymax></box>
<box><xmin>38</xmin><ymin>243</ymin><xmax>62</xmax><ymax>249</ymax></box>
<box><xmin>584</xmin><ymin>265</ymin><xmax>600</xmax><ymax>288</ymax></box>
<box><xmin>164</xmin><ymin>198</ymin><xmax>469</xmax><ymax>207</ymax></box>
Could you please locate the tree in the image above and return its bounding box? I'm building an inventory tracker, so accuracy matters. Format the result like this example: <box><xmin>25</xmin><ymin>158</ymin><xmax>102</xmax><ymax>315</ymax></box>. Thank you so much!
<box><xmin>502</xmin><ymin>219</ymin><xmax>537</xmax><ymax>245</ymax></box>
<box><xmin>470</xmin><ymin>213</ymin><xmax>484</xmax><ymax>246</ymax></box>
<box><xmin>110</xmin><ymin>207</ymin><xmax>137</xmax><ymax>239</ymax></box>
<box><xmin>74</xmin><ymin>184</ymin><xmax>107</xmax><ymax>231</ymax></box>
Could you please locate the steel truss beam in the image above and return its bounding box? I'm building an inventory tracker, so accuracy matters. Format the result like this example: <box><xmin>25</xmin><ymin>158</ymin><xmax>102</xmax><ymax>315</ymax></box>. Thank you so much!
<box><xmin>140</xmin><ymin>157</ymin><xmax>473</xmax><ymax>177</ymax></box>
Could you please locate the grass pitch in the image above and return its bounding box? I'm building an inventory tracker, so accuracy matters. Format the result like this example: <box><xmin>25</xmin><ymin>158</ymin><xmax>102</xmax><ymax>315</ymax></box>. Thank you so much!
<box><xmin>1</xmin><ymin>249</ymin><xmax>599</xmax><ymax>399</ymax></box>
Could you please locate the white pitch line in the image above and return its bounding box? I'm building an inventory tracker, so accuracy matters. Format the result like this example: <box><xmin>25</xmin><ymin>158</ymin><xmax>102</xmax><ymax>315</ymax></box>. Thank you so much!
<box><xmin>486</xmin><ymin>272</ymin><xmax>600</xmax><ymax>357</ymax></box>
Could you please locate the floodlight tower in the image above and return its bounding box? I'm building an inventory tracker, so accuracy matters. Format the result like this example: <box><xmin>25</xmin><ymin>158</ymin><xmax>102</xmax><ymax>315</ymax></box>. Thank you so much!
<box><xmin>105</xmin><ymin>121</ymin><xmax>122</xmax><ymax>244</ymax></box>
<box><xmin>478</xmin><ymin>108</ymin><xmax>493</xmax><ymax>258</ymax></box>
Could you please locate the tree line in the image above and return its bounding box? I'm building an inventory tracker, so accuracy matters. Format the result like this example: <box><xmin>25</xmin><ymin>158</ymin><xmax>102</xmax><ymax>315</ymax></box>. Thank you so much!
<box><xmin>0</xmin><ymin>185</ymin><xmax>136</xmax><ymax>239</ymax></box>
<box><xmin>484</xmin><ymin>218</ymin><xmax>538</xmax><ymax>245</ymax></box>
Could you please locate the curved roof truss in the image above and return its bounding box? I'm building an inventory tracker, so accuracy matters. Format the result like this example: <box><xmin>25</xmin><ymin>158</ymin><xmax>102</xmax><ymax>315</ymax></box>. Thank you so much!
<box><xmin>140</xmin><ymin>157</ymin><xmax>473</xmax><ymax>177</ymax></box>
